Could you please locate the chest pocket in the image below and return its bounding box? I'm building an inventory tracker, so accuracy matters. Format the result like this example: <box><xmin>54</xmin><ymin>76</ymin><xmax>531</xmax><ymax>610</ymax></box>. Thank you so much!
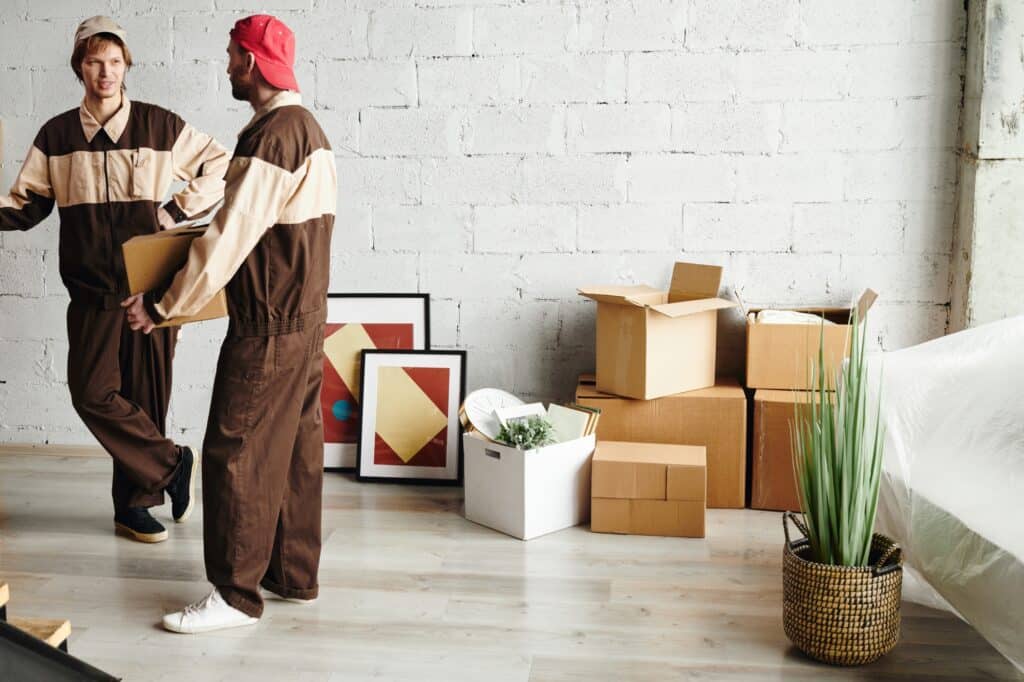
<box><xmin>60</xmin><ymin>153</ymin><xmax>105</xmax><ymax>207</ymax></box>
<box><xmin>130</xmin><ymin>148</ymin><xmax>158</xmax><ymax>200</ymax></box>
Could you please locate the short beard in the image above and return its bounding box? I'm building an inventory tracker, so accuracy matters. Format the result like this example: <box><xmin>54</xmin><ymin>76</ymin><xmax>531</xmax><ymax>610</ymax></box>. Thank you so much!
<box><xmin>229</xmin><ymin>70</ymin><xmax>251</xmax><ymax>101</ymax></box>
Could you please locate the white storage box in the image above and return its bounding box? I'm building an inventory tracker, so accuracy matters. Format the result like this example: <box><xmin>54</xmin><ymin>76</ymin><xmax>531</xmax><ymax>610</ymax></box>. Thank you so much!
<box><xmin>463</xmin><ymin>431</ymin><xmax>596</xmax><ymax>540</ymax></box>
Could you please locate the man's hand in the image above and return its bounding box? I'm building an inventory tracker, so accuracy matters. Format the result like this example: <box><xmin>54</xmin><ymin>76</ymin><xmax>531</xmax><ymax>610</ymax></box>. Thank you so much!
<box><xmin>122</xmin><ymin>294</ymin><xmax>156</xmax><ymax>334</ymax></box>
<box><xmin>156</xmin><ymin>206</ymin><xmax>176</xmax><ymax>231</ymax></box>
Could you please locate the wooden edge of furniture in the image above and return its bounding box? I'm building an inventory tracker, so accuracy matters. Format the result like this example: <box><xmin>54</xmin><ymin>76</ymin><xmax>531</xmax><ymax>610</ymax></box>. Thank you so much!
<box><xmin>9</xmin><ymin>617</ymin><xmax>71</xmax><ymax>649</ymax></box>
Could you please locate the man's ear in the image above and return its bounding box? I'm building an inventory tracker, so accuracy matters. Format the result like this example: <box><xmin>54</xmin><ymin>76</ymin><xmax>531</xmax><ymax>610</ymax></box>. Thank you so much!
<box><xmin>245</xmin><ymin>51</ymin><xmax>257</xmax><ymax>75</ymax></box>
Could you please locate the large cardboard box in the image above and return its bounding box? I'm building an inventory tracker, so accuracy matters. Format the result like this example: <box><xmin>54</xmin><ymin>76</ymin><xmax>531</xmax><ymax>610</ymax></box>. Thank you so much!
<box><xmin>122</xmin><ymin>226</ymin><xmax>228</xmax><ymax>328</ymax></box>
<box><xmin>745</xmin><ymin>290</ymin><xmax>877</xmax><ymax>390</ymax></box>
<box><xmin>463</xmin><ymin>431</ymin><xmax>595</xmax><ymax>540</ymax></box>
<box><xmin>751</xmin><ymin>389</ymin><xmax>833</xmax><ymax>511</ymax></box>
<box><xmin>578</xmin><ymin>262</ymin><xmax>737</xmax><ymax>400</ymax></box>
<box><xmin>575</xmin><ymin>374</ymin><xmax>746</xmax><ymax>509</ymax></box>
<box><xmin>591</xmin><ymin>441</ymin><xmax>706</xmax><ymax>538</ymax></box>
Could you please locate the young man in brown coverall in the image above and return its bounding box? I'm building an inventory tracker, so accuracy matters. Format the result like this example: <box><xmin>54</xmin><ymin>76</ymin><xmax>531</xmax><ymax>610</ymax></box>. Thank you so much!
<box><xmin>123</xmin><ymin>14</ymin><xmax>336</xmax><ymax>633</ymax></box>
<box><xmin>0</xmin><ymin>16</ymin><xmax>229</xmax><ymax>543</ymax></box>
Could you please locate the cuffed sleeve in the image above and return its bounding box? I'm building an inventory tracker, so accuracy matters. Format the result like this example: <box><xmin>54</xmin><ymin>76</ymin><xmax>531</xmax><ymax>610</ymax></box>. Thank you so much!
<box><xmin>143</xmin><ymin>291</ymin><xmax>166</xmax><ymax>325</ymax></box>
<box><xmin>161</xmin><ymin>199</ymin><xmax>189</xmax><ymax>224</ymax></box>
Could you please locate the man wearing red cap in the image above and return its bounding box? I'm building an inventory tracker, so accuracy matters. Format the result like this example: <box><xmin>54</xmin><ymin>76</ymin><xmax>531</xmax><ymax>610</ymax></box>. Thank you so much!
<box><xmin>123</xmin><ymin>15</ymin><xmax>337</xmax><ymax>633</ymax></box>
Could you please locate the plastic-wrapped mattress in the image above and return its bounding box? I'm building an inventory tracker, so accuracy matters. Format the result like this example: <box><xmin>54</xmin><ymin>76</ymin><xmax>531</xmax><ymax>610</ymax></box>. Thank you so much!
<box><xmin>863</xmin><ymin>316</ymin><xmax>1023</xmax><ymax>672</ymax></box>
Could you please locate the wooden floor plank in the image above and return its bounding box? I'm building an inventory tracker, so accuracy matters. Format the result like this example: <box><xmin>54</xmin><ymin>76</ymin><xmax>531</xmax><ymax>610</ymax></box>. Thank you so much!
<box><xmin>0</xmin><ymin>452</ymin><xmax>1019</xmax><ymax>681</ymax></box>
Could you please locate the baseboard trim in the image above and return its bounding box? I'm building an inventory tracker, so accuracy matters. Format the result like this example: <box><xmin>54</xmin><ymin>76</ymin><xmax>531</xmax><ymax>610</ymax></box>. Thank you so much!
<box><xmin>0</xmin><ymin>443</ymin><xmax>106</xmax><ymax>458</ymax></box>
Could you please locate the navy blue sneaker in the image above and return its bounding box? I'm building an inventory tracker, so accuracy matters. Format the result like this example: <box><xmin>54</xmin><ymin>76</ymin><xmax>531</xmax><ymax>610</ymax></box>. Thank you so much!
<box><xmin>114</xmin><ymin>507</ymin><xmax>168</xmax><ymax>543</ymax></box>
<box><xmin>166</xmin><ymin>446</ymin><xmax>197</xmax><ymax>523</ymax></box>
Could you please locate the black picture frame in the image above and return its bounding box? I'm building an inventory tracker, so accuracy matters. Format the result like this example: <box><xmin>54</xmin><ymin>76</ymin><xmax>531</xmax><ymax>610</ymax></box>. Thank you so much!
<box><xmin>355</xmin><ymin>348</ymin><xmax>467</xmax><ymax>485</ymax></box>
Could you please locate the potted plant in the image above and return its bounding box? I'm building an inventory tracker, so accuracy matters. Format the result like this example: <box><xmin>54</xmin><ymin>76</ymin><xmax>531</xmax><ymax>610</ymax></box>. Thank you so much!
<box><xmin>784</xmin><ymin>306</ymin><xmax>903</xmax><ymax>666</ymax></box>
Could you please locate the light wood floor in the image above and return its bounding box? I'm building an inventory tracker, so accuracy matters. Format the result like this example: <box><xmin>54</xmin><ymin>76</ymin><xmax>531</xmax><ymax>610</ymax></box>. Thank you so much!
<box><xmin>0</xmin><ymin>453</ymin><xmax>1019</xmax><ymax>682</ymax></box>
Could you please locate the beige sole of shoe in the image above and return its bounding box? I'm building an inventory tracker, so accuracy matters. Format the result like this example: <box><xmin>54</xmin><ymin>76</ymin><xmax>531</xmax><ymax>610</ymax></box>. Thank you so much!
<box><xmin>174</xmin><ymin>449</ymin><xmax>199</xmax><ymax>524</ymax></box>
<box><xmin>115</xmin><ymin>522</ymin><xmax>168</xmax><ymax>544</ymax></box>
<box><xmin>162</xmin><ymin>616</ymin><xmax>258</xmax><ymax>634</ymax></box>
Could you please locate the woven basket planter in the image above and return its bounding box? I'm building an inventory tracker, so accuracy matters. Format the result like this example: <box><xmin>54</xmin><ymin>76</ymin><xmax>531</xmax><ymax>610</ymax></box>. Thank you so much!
<box><xmin>782</xmin><ymin>511</ymin><xmax>903</xmax><ymax>666</ymax></box>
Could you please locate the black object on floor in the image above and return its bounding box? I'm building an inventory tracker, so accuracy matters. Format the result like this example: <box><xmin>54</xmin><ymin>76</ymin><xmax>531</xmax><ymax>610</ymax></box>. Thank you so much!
<box><xmin>0</xmin><ymin>620</ymin><xmax>119</xmax><ymax>681</ymax></box>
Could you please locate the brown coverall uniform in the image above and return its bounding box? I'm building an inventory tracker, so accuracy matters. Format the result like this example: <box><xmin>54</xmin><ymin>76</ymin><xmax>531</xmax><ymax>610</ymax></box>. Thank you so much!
<box><xmin>146</xmin><ymin>91</ymin><xmax>336</xmax><ymax>617</ymax></box>
<box><xmin>0</xmin><ymin>98</ymin><xmax>229</xmax><ymax>511</ymax></box>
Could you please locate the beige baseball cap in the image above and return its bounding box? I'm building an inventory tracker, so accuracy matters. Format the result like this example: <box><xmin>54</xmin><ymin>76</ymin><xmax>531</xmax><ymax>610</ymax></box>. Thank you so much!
<box><xmin>74</xmin><ymin>16</ymin><xmax>127</xmax><ymax>46</ymax></box>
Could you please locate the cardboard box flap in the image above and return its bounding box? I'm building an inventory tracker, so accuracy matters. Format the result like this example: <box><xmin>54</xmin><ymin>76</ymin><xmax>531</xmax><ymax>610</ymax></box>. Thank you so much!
<box><xmin>855</xmin><ymin>288</ymin><xmax>878</xmax><ymax>319</ymax></box>
<box><xmin>648</xmin><ymin>297</ymin><xmax>737</xmax><ymax>318</ymax></box>
<box><xmin>578</xmin><ymin>285</ymin><xmax>665</xmax><ymax>307</ymax></box>
<box><xmin>748</xmin><ymin>289</ymin><xmax>877</xmax><ymax>320</ymax></box>
<box><xmin>595</xmin><ymin>441</ymin><xmax>705</xmax><ymax>468</ymax></box>
<box><xmin>668</xmin><ymin>262</ymin><xmax>723</xmax><ymax>302</ymax></box>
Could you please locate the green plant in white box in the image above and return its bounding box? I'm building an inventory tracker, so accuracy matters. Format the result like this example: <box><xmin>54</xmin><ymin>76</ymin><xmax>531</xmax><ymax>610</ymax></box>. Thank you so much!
<box><xmin>496</xmin><ymin>416</ymin><xmax>555</xmax><ymax>450</ymax></box>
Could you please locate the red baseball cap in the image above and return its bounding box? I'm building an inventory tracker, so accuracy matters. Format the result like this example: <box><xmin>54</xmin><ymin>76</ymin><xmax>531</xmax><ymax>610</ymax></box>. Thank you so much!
<box><xmin>230</xmin><ymin>14</ymin><xmax>298</xmax><ymax>92</ymax></box>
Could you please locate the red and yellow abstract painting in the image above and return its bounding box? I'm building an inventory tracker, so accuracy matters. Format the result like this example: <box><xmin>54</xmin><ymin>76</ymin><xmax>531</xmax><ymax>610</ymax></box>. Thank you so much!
<box><xmin>321</xmin><ymin>323</ymin><xmax>414</xmax><ymax>447</ymax></box>
<box><xmin>370</xmin><ymin>365</ymin><xmax>451</xmax><ymax>467</ymax></box>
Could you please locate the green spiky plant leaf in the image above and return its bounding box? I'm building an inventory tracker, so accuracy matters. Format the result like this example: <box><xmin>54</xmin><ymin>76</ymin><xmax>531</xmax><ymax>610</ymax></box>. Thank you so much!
<box><xmin>496</xmin><ymin>416</ymin><xmax>556</xmax><ymax>450</ymax></box>
<box><xmin>791</xmin><ymin>305</ymin><xmax>885</xmax><ymax>566</ymax></box>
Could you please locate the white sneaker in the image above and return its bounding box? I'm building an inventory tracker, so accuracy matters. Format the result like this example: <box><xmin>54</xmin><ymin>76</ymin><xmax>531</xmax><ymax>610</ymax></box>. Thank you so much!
<box><xmin>260</xmin><ymin>586</ymin><xmax>317</xmax><ymax>605</ymax></box>
<box><xmin>162</xmin><ymin>589</ymin><xmax>258</xmax><ymax>634</ymax></box>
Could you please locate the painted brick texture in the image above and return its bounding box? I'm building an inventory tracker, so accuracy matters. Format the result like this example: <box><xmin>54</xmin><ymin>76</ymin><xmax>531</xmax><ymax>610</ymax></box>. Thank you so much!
<box><xmin>0</xmin><ymin>0</ymin><xmax>965</xmax><ymax>444</ymax></box>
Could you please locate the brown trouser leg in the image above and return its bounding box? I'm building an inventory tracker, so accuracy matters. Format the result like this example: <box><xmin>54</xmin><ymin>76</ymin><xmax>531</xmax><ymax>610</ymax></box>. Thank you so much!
<box><xmin>66</xmin><ymin>302</ymin><xmax>180</xmax><ymax>511</ymax></box>
<box><xmin>202</xmin><ymin>325</ymin><xmax>325</xmax><ymax>618</ymax></box>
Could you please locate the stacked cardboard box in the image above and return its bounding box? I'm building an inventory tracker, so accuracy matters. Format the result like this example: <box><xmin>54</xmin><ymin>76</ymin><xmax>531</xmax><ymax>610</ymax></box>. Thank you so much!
<box><xmin>577</xmin><ymin>262</ymin><xmax>742</xmax><ymax>535</ymax></box>
<box><xmin>578</xmin><ymin>262</ymin><xmax>737</xmax><ymax>399</ymax></box>
<box><xmin>591</xmin><ymin>441</ymin><xmax>706</xmax><ymax>538</ymax></box>
<box><xmin>745</xmin><ymin>291</ymin><xmax>875</xmax><ymax>511</ymax></box>
<box><xmin>575</xmin><ymin>375</ymin><xmax>746</xmax><ymax>509</ymax></box>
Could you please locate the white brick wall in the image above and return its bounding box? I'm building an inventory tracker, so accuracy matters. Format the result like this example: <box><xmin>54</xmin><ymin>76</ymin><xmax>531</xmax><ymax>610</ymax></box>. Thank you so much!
<box><xmin>0</xmin><ymin>0</ymin><xmax>965</xmax><ymax>445</ymax></box>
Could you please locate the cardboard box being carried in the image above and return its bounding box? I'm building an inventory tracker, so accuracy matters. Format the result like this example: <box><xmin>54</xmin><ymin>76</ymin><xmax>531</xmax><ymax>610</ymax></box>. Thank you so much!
<box><xmin>463</xmin><ymin>431</ymin><xmax>596</xmax><ymax>540</ymax></box>
<box><xmin>122</xmin><ymin>226</ymin><xmax>228</xmax><ymax>328</ymax></box>
<box><xmin>575</xmin><ymin>374</ymin><xmax>746</xmax><ymax>509</ymax></box>
<box><xmin>591</xmin><ymin>441</ymin><xmax>706</xmax><ymax>538</ymax></box>
<box><xmin>745</xmin><ymin>290</ymin><xmax>877</xmax><ymax>390</ymax></box>
<box><xmin>751</xmin><ymin>389</ymin><xmax>832</xmax><ymax>512</ymax></box>
<box><xmin>578</xmin><ymin>262</ymin><xmax>737</xmax><ymax>400</ymax></box>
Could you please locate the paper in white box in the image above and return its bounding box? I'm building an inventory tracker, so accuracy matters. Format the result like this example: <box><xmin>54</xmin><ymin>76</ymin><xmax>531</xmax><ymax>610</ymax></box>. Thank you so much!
<box><xmin>463</xmin><ymin>432</ymin><xmax>596</xmax><ymax>540</ymax></box>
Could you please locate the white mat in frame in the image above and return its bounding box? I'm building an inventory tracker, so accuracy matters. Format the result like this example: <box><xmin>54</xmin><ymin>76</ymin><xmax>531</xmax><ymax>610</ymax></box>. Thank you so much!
<box><xmin>356</xmin><ymin>349</ymin><xmax>467</xmax><ymax>484</ymax></box>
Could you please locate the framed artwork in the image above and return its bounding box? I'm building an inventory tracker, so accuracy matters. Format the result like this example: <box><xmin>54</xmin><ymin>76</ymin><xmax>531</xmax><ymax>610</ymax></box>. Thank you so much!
<box><xmin>356</xmin><ymin>349</ymin><xmax>466</xmax><ymax>485</ymax></box>
<box><xmin>321</xmin><ymin>294</ymin><xmax>430</xmax><ymax>469</ymax></box>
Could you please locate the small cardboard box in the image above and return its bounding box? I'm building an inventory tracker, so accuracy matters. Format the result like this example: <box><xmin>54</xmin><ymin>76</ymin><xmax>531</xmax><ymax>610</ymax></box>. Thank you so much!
<box><xmin>751</xmin><ymin>389</ymin><xmax>832</xmax><ymax>511</ymax></box>
<box><xmin>463</xmin><ymin>431</ymin><xmax>596</xmax><ymax>541</ymax></box>
<box><xmin>122</xmin><ymin>226</ymin><xmax>228</xmax><ymax>328</ymax></box>
<box><xmin>591</xmin><ymin>441</ymin><xmax>706</xmax><ymax>538</ymax></box>
<box><xmin>575</xmin><ymin>374</ymin><xmax>746</xmax><ymax>509</ymax></box>
<box><xmin>745</xmin><ymin>290</ymin><xmax>877</xmax><ymax>390</ymax></box>
<box><xmin>579</xmin><ymin>262</ymin><xmax>737</xmax><ymax>400</ymax></box>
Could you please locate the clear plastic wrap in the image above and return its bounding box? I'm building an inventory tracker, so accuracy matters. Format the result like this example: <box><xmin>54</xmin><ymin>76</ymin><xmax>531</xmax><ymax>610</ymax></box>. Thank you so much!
<box><xmin>862</xmin><ymin>316</ymin><xmax>1024</xmax><ymax>672</ymax></box>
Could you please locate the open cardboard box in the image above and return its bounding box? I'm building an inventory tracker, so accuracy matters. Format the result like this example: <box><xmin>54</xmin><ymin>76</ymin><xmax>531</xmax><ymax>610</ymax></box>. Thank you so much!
<box><xmin>579</xmin><ymin>262</ymin><xmax>737</xmax><ymax>399</ymax></box>
<box><xmin>122</xmin><ymin>226</ymin><xmax>228</xmax><ymax>328</ymax></box>
<box><xmin>745</xmin><ymin>290</ymin><xmax>877</xmax><ymax>390</ymax></box>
